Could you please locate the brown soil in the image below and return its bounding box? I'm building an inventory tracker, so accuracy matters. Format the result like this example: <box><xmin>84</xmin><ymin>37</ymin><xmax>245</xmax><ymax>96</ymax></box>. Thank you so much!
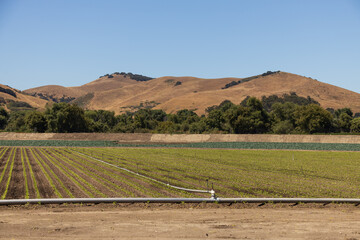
<box><xmin>41</xmin><ymin>148</ymin><xmax>115</xmax><ymax>198</ymax></box>
<box><xmin>6</xmin><ymin>149</ymin><xmax>24</xmax><ymax>199</ymax></box>
<box><xmin>1</xmin><ymin>203</ymin><xmax>360</xmax><ymax>239</ymax></box>
<box><xmin>22</xmin><ymin>148</ymin><xmax>36</xmax><ymax>199</ymax></box>
<box><xmin>25</xmin><ymin>148</ymin><xmax>56</xmax><ymax>198</ymax></box>
<box><xmin>34</xmin><ymin>148</ymin><xmax>88</xmax><ymax>198</ymax></box>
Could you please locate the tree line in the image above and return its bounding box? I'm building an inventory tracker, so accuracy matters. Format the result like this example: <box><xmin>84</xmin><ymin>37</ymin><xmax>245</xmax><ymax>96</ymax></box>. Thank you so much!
<box><xmin>1</xmin><ymin>93</ymin><xmax>360</xmax><ymax>134</ymax></box>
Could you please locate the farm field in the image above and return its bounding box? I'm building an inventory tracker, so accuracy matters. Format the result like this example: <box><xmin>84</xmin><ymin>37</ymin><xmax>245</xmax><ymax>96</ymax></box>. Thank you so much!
<box><xmin>3</xmin><ymin>139</ymin><xmax>360</xmax><ymax>151</ymax></box>
<box><xmin>1</xmin><ymin>147</ymin><xmax>360</xmax><ymax>199</ymax></box>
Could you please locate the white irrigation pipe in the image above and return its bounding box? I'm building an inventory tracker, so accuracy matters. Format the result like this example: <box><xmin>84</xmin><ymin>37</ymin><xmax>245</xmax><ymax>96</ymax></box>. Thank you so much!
<box><xmin>70</xmin><ymin>149</ymin><xmax>214</xmax><ymax>196</ymax></box>
<box><xmin>1</xmin><ymin>198</ymin><xmax>360</xmax><ymax>205</ymax></box>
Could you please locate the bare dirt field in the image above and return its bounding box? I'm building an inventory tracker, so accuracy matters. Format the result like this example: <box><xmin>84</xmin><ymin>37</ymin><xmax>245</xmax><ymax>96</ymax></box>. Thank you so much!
<box><xmin>1</xmin><ymin>203</ymin><xmax>360</xmax><ymax>239</ymax></box>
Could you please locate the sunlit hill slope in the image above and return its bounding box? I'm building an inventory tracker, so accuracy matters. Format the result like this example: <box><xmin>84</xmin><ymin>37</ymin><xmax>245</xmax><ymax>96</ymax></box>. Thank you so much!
<box><xmin>23</xmin><ymin>71</ymin><xmax>360</xmax><ymax>115</ymax></box>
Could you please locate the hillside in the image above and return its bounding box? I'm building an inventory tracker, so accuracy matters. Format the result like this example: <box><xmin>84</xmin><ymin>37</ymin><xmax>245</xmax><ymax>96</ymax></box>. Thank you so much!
<box><xmin>0</xmin><ymin>84</ymin><xmax>48</xmax><ymax>111</ymax></box>
<box><xmin>24</xmin><ymin>71</ymin><xmax>360</xmax><ymax>115</ymax></box>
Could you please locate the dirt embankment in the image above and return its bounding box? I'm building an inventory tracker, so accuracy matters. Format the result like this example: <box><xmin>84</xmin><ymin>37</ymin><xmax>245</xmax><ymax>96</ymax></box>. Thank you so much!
<box><xmin>1</xmin><ymin>133</ymin><xmax>360</xmax><ymax>144</ymax></box>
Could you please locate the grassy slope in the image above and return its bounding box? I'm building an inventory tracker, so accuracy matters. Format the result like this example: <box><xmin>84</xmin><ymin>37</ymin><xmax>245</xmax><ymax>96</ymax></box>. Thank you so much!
<box><xmin>23</xmin><ymin>72</ymin><xmax>360</xmax><ymax>115</ymax></box>
<box><xmin>0</xmin><ymin>84</ymin><xmax>48</xmax><ymax>110</ymax></box>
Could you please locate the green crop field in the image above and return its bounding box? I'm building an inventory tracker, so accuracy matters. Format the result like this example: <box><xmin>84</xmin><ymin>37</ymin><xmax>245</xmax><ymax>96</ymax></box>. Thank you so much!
<box><xmin>0</xmin><ymin>140</ymin><xmax>119</xmax><ymax>147</ymax></box>
<box><xmin>1</xmin><ymin>146</ymin><xmax>360</xmax><ymax>199</ymax></box>
<box><xmin>78</xmin><ymin>148</ymin><xmax>360</xmax><ymax>198</ymax></box>
<box><xmin>2</xmin><ymin>140</ymin><xmax>360</xmax><ymax>151</ymax></box>
<box><xmin>116</xmin><ymin>142</ymin><xmax>360</xmax><ymax>151</ymax></box>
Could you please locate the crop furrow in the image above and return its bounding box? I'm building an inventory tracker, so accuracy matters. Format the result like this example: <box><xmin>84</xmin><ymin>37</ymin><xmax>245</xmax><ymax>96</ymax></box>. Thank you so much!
<box><xmin>1</xmin><ymin>148</ymin><xmax>16</xmax><ymax>199</ymax></box>
<box><xmin>38</xmin><ymin>148</ymin><xmax>104</xmax><ymax>198</ymax></box>
<box><xmin>29</xmin><ymin>148</ymin><xmax>63</xmax><ymax>198</ymax></box>
<box><xmin>20</xmin><ymin>148</ymin><xmax>30</xmax><ymax>199</ymax></box>
<box><xmin>47</xmin><ymin>148</ymin><xmax>129</xmax><ymax>197</ymax></box>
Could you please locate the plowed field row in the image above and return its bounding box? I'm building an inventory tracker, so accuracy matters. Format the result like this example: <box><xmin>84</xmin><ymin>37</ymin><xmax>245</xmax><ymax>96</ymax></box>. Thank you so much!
<box><xmin>2</xmin><ymin>147</ymin><xmax>360</xmax><ymax>199</ymax></box>
<box><xmin>0</xmin><ymin>147</ymin><xmax>197</xmax><ymax>199</ymax></box>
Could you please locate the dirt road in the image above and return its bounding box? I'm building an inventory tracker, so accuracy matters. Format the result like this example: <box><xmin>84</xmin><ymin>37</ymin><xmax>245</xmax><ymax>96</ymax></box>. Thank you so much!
<box><xmin>1</xmin><ymin>203</ymin><xmax>360</xmax><ymax>239</ymax></box>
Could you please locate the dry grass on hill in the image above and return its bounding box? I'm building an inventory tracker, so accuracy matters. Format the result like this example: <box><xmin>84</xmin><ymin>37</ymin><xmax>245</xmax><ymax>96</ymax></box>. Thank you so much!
<box><xmin>0</xmin><ymin>84</ymin><xmax>48</xmax><ymax>111</ymax></box>
<box><xmin>23</xmin><ymin>71</ymin><xmax>360</xmax><ymax>114</ymax></box>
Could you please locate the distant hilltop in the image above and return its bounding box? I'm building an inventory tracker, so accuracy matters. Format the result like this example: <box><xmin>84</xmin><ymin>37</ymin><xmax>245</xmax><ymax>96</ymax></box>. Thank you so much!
<box><xmin>0</xmin><ymin>71</ymin><xmax>358</xmax><ymax>115</ymax></box>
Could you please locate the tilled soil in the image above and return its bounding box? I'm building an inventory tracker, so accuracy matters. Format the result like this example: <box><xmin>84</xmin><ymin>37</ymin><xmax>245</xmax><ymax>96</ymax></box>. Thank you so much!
<box><xmin>0</xmin><ymin>203</ymin><xmax>360</xmax><ymax>239</ymax></box>
<box><xmin>6</xmin><ymin>149</ymin><xmax>24</xmax><ymax>199</ymax></box>
<box><xmin>0</xmin><ymin>147</ymin><xmax>199</xmax><ymax>199</ymax></box>
<box><xmin>26</xmin><ymin>148</ymin><xmax>59</xmax><ymax>198</ymax></box>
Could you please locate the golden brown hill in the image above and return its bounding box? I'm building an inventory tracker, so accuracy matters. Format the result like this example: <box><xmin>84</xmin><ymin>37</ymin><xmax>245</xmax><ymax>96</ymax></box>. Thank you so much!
<box><xmin>25</xmin><ymin>74</ymin><xmax>143</xmax><ymax>103</ymax></box>
<box><xmin>0</xmin><ymin>84</ymin><xmax>48</xmax><ymax>111</ymax></box>
<box><xmin>24</xmin><ymin>72</ymin><xmax>360</xmax><ymax>115</ymax></box>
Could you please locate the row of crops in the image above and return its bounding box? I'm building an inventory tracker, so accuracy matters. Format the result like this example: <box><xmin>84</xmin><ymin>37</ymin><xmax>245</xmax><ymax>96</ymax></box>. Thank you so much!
<box><xmin>1</xmin><ymin>146</ymin><xmax>360</xmax><ymax>199</ymax></box>
<box><xmin>2</xmin><ymin>140</ymin><xmax>360</xmax><ymax>151</ymax></box>
<box><xmin>117</xmin><ymin>142</ymin><xmax>360</xmax><ymax>151</ymax></box>
<box><xmin>76</xmin><ymin>148</ymin><xmax>360</xmax><ymax>198</ymax></box>
<box><xmin>0</xmin><ymin>140</ymin><xmax>120</xmax><ymax>147</ymax></box>
<box><xmin>0</xmin><ymin>147</ymin><xmax>197</xmax><ymax>199</ymax></box>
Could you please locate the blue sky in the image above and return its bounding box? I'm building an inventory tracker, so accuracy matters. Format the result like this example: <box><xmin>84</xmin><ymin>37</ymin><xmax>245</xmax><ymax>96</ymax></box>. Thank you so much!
<box><xmin>0</xmin><ymin>0</ymin><xmax>359</xmax><ymax>92</ymax></box>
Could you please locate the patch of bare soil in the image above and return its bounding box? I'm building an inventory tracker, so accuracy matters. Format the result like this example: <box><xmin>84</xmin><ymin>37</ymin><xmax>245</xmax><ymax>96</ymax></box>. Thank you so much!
<box><xmin>6</xmin><ymin>149</ymin><xmax>24</xmax><ymax>199</ymax></box>
<box><xmin>0</xmin><ymin>203</ymin><xmax>360</xmax><ymax>239</ymax></box>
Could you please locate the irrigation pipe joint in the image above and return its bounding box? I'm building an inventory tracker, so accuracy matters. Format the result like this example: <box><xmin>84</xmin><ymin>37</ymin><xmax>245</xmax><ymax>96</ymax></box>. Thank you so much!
<box><xmin>210</xmin><ymin>189</ymin><xmax>217</xmax><ymax>200</ymax></box>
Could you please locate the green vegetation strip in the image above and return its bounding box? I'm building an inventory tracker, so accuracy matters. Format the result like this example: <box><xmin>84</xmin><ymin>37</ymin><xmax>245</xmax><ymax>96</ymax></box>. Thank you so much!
<box><xmin>36</xmin><ymin>148</ymin><xmax>93</xmax><ymax>198</ymax></box>
<box><xmin>0</xmin><ymin>140</ymin><xmax>119</xmax><ymax>147</ymax></box>
<box><xmin>20</xmin><ymin>148</ymin><xmax>30</xmax><ymax>199</ymax></box>
<box><xmin>69</xmin><ymin>149</ymin><xmax>173</xmax><ymax>197</ymax></box>
<box><xmin>1</xmin><ymin>148</ymin><xmax>16</xmax><ymax>199</ymax></box>
<box><xmin>80</xmin><ymin>148</ymin><xmax>360</xmax><ymax>198</ymax></box>
<box><xmin>23</xmin><ymin>149</ymin><xmax>40</xmax><ymax>198</ymax></box>
<box><xmin>117</xmin><ymin>142</ymin><xmax>360</xmax><ymax>151</ymax></box>
<box><xmin>2</xmin><ymin>140</ymin><xmax>360</xmax><ymax>151</ymax></box>
<box><xmin>29</xmin><ymin>148</ymin><xmax>63</xmax><ymax>198</ymax></box>
<box><xmin>0</xmin><ymin>148</ymin><xmax>12</xmax><ymax>186</ymax></box>
<box><xmin>2</xmin><ymin>146</ymin><xmax>360</xmax><ymax>198</ymax></box>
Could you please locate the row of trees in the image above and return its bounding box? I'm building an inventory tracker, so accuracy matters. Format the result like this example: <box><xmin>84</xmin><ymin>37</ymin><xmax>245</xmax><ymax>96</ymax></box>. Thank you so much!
<box><xmin>1</xmin><ymin>95</ymin><xmax>360</xmax><ymax>134</ymax></box>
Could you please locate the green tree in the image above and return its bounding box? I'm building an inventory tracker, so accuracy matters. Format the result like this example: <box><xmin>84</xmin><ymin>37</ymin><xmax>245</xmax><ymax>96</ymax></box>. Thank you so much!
<box><xmin>176</xmin><ymin>109</ymin><xmax>199</xmax><ymax>124</ymax></box>
<box><xmin>155</xmin><ymin>121</ymin><xmax>179</xmax><ymax>133</ymax></box>
<box><xmin>350</xmin><ymin>118</ymin><xmax>360</xmax><ymax>133</ymax></box>
<box><xmin>24</xmin><ymin>111</ymin><xmax>47</xmax><ymax>132</ymax></box>
<box><xmin>0</xmin><ymin>107</ymin><xmax>9</xmax><ymax>129</ymax></box>
<box><xmin>189</xmin><ymin>118</ymin><xmax>207</xmax><ymax>133</ymax></box>
<box><xmin>205</xmin><ymin>100</ymin><xmax>235</xmax><ymax>113</ymax></box>
<box><xmin>205</xmin><ymin>109</ymin><xmax>225</xmax><ymax>131</ymax></box>
<box><xmin>294</xmin><ymin>104</ymin><xmax>333</xmax><ymax>133</ymax></box>
<box><xmin>269</xmin><ymin>102</ymin><xmax>297</xmax><ymax>134</ymax></box>
<box><xmin>271</xmin><ymin>120</ymin><xmax>294</xmax><ymax>134</ymax></box>
<box><xmin>45</xmin><ymin>103</ymin><xmax>89</xmax><ymax>133</ymax></box>
<box><xmin>113</xmin><ymin>113</ymin><xmax>135</xmax><ymax>133</ymax></box>
<box><xmin>224</xmin><ymin>97</ymin><xmax>270</xmax><ymax>133</ymax></box>
<box><xmin>337</xmin><ymin>112</ymin><xmax>353</xmax><ymax>132</ymax></box>
<box><xmin>332</xmin><ymin>108</ymin><xmax>353</xmax><ymax>133</ymax></box>
<box><xmin>85</xmin><ymin>110</ymin><xmax>117</xmax><ymax>132</ymax></box>
<box><xmin>5</xmin><ymin>111</ymin><xmax>27</xmax><ymax>132</ymax></box>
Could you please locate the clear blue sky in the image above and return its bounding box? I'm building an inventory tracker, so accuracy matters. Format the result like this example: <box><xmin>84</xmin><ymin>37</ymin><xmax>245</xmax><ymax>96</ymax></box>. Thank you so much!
<box><xmin>0</xmin><ymin>0</ymin><xmax>359</xmax><ymax>92</ymax></box>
